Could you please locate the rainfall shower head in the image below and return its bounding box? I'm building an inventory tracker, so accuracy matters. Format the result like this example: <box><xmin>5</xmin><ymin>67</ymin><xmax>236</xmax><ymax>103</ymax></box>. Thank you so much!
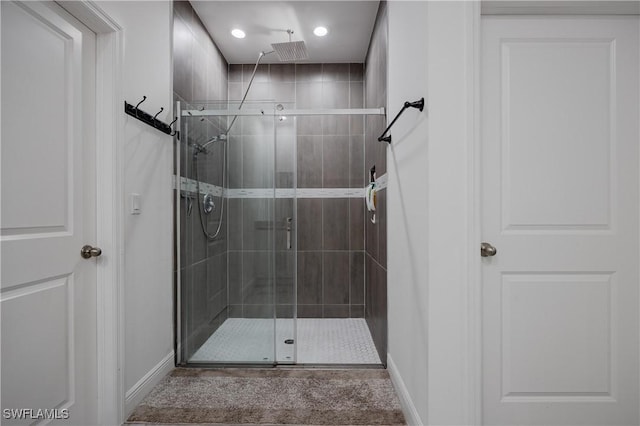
<box><xmin>271</xmin><ymin>29</ymin><xmax>309</xmax><ymax>62</ymax></box>
<box><xmin>225</xmin><ymin>30</ymin><xmax>307</xmax><ymax>135</ymax></box>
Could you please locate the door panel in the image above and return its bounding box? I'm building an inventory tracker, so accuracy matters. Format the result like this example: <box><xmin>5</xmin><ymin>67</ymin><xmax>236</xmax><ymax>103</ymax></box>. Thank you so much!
<box><xmin>1</xmin><ymin>1</ymin><xmax>97</xmax><ymax>423</ymax></box>
<box><xmin>501</xmin><ymin>39</ymin><xmax>613</xmax><ymax>230</ymax></box>
<box><xmin>482</xmin><ymin>17</ymin><xmax>639</xmax><ymax>425</ymax></box>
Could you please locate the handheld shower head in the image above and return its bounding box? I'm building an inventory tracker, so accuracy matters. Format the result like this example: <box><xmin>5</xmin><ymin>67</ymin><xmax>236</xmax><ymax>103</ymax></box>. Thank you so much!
<box><xmin>201</xmin><ymin>136</ymin><xmax>221</xmax><ymax>150</ymax></box>
<box><xmin>191</xmin><ymin>135</ymin><xmax>226</xmax><ymax>157</ymax></box>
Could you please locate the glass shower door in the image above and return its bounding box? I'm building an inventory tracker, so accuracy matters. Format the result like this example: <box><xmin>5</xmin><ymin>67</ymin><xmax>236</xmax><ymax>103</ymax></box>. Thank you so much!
<box><xmin>274</xmin><ymin>102</ymin><xmax>297</xmax><ymax>364</ymax></box>
<box><xmin>178</xmin><ymin>100</ymin><xmax>287</xmax><ymax>364</ymax></box>
<box><xmin>226</xmin><ymin>101</ymin><xmax>278</xmax><ymax>363</ymax></box>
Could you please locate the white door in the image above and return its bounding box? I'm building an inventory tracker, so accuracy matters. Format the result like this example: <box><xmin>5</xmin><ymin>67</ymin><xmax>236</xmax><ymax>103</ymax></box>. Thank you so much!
<box><xmin>1</xmin><ymin>1</ymin><xmax>98</xmax><ymax>424</ymax></box>
<box><xmin>482</xmin><ymin>16</ymin><xmax>639</xmax><ymax>425</ymax></box>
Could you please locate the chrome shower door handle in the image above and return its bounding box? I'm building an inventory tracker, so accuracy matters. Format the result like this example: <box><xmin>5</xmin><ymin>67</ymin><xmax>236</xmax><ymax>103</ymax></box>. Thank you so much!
<box><xmin>286</xmin><ymin>217</ymin><xmax>293</xmax><ymax>250</ymax></box>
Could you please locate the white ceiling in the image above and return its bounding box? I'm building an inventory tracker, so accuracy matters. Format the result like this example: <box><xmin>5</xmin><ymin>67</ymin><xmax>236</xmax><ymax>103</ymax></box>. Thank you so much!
<box><xmin>190</xmin><ymin>1</ymin><xmax>381</xmax><ymax>64</ymax></box>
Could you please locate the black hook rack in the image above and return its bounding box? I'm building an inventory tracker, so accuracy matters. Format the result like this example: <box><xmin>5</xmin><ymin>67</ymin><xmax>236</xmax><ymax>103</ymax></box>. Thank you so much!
<box><xmin>378</xmin><ymin>97</ymin><xmax>424</xmax><ymax>144</ymax></box>
<box><xmin>124</xmin><ymin>96</ymin><xmax>177</xmax><ymax>136</ymax></box>
<box><xmin>168</xmin><ymin>117</ymin><xmax>178</xmax><ymax>137</ymax></box>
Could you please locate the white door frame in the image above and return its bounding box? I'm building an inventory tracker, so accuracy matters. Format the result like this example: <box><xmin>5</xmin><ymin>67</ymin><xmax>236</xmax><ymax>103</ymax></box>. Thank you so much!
<box><xmin>464</xmin><ymin>2</ymin><xmax>482</xmax><ymax>424</ymax></box>
<box><xmin>466</xmin><ymin>2</ymin><xmax>640</xmax><ymax>425</ymax></box>
<box><xmin>57</xmin><ymin>1</ymin><xmax>125</xmax><ymax>424</ymax></box>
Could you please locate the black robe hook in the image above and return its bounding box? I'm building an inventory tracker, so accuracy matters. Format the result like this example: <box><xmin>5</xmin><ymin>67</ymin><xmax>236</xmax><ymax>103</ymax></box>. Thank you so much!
<box><xmin>153</xmin><ymin>107</ymin><xmax>164</xmax><ymax>121</ymax></box>
<box><xmin>169</xmin><ymin>117</ymin><xmax>178</xmax><ymax>137</ymax></box>
<box><xmin>124</xmin><ymin>97</ymin><xmax>175</xmax><ymax>136</ymax></box>
<box><xmin>134</xmin><ymin>96</ymin><xmax>147</xmax><ymax>117</ymax></box>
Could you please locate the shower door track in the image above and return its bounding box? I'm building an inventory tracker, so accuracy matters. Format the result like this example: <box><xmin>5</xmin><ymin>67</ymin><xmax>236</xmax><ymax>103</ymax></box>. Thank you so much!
<box><xmin>181</xmin><ymin>107</ymin><xmax>386</xmax><ymax>117</ymax></box>
<box><xmin>181</xmin><ymin>363</ymin><xmax>385</xmax><ymax>369</ymax></box>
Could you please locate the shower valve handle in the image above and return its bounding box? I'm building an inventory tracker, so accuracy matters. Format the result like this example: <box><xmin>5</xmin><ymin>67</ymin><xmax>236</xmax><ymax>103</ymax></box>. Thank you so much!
<box><xmin>286</xmin><ymin>217</ymin><xmax>293</xmax><ymax>250</ymax></box>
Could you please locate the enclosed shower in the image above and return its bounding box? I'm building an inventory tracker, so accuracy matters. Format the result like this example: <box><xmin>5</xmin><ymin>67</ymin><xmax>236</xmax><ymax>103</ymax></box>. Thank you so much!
<box><xmin>173</xmin><ymin>0</ymin><xmax>389</xmax><ymax>367</ymax></box>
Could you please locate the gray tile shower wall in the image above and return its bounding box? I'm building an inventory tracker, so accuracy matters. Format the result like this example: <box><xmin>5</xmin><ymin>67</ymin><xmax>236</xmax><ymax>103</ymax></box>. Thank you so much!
<box><xmin>227</xmin><ymin>62</ymin><xmax>366</xmax><ymax>320</ymax></box>
<box><xmin>173</xmin><ymin>1</ymin><xmax>229</xmax><ymax>361</ymax></box>
<box><xmin>364</xmin><ymin>1</ymin><xmax>388</xmax><ymax>364</ymax></box>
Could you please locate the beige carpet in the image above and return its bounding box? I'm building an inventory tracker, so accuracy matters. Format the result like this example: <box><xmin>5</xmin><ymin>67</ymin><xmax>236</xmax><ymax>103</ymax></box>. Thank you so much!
<box><xmin>127</xmin><ymin>368</ymin><xmax>406</xmax><ymax>425</ymax></box>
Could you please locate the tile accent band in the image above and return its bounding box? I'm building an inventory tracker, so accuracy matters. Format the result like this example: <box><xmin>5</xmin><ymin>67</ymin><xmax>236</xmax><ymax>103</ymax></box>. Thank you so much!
<box><xmin>375</xmin><ymin>173</ymin><xmax>388</xmax><ymax>190</ymax></box>
<box><xmin>174</xmin><ymin>174</ymin><xmax>388</xmax><ymax>198</ymax></box>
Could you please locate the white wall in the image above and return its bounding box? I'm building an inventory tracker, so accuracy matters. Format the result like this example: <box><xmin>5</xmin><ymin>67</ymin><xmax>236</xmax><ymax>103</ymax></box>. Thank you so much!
<box><xmin>387</xmin><ymin>2</ymin><xmax>475</xmax><ymax>424</ymax></box>
<box><xmin>386</xmin><ymin>1</ymin><xmax>429</xmax><ymax>424</ymax></box>
<box><xmin>94</xmin><ymin>0</ymin><xmax>174</xmax><ymax>415</ymax></box>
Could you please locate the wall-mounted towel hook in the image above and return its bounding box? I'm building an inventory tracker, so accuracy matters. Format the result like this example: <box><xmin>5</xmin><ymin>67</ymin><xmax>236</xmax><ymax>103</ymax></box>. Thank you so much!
<box><xmin>153</xmin><ymin>107</ymin><xmax>164</xmax><ymax>121</ymax></box>
<box><xmin>124</xmin><ymin>97</ymin><xmax>174</xmax><ymax>136</ymax></box>
<box><xmin>134</xmin><ymin>96</ymin><xmax>147</xmax><ymax>117</ymax></box>
<box><xmin>169</xmin><ymin>117</ymin><xmax>178</xmax><ymax>137</ymax></box>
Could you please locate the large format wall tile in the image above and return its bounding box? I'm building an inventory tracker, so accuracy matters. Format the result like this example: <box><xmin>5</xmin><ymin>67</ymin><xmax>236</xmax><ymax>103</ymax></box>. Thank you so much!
<box><xmin>322</xmin><ymin>199</ymin><xmax>349</xmax><ymax>250</ymax></box>
<box><xmin>323</xmin><ymin>252</ymin><xmax>350</xmax><ymax>304</ymax></box>
<box><xmin>322</xmin><ymin>136</ymin><xmax>350</xmax><ymax>187</ymax></box>
<box><xmin>226</xmin><ymin>62</ymin><xmax>370</xmax><ymax>319</ymax></box>
<box><xmin>297</xmin><ymin>136</ymin><xmax>323</xmax><ymax>188</ymax></box>
<box><xmin>363</xmin><ymin>1</ymin><xmax>388</xmax><ymax>364</ymax></box>
<box><xmin>297</xmin><ymin>198</ymin><xmax>322</xmax><ymax>250</ymax></box>
<box><xmin>297</xmin><ymin>251</ymin><xmax>323</xmax><ymax>305</ymax></box>
<box><xmin>174</xmin><ymin>0</ymin><xmax>229</xmax><ymax>359</ymax></box>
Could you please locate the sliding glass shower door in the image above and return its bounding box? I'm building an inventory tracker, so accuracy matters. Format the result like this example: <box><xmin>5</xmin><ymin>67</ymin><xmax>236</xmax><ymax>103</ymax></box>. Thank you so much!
<box><xmin>177</xmin><ymin>101</ymin><xmax>386</xmax><ymax>366</ymax></box>
<box><xmin>177</xmin><ymin>100</ymin><xmax>297</xmax><ymax>365</ymax></box>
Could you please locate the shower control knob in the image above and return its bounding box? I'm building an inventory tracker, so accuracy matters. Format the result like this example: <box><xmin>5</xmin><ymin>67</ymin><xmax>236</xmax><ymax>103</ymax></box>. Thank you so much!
<box><xmin>81</xmin><ymin>245</ymin><xmax>102</xmax><ymax>259</ymax></box>
<box><xmin>480</xmin><ymin>242</ymin><xmax>497</xmax><ymax>257</ymax></box>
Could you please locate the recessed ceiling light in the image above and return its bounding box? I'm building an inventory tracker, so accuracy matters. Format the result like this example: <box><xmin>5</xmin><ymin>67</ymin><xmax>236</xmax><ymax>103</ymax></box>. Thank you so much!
<box><xmin>231</xmin><ymin>29</ymin><xmax>246</xmax><ymax>39</ymax></box>
<box><xmin>313</xmin><ymin>26</ymin><xmax>328</xmax><ymax>37</ymax></box>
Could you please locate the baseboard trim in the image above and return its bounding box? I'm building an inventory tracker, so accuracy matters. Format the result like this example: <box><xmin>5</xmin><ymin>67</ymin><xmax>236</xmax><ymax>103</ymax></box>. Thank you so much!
<box><xmin>387</xmin><ymin>353</ymin><xmax>424</xmax><ymax>426</ymax></box>
<box><xmin>124</xmin><ymin>351</ymin><xmax>174</xmax><ymax>416</ymax></box>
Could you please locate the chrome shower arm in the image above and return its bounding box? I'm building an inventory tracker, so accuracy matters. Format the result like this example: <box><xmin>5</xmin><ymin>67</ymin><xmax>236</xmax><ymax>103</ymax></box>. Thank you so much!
<box><xmin>225</xmin><ymin>50</ymin><xmax>275</xmax><ymax>135</ymax></box>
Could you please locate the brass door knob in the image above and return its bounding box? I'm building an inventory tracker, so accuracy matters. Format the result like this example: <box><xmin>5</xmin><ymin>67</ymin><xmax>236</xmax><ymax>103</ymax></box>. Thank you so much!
<box><xmin>81</xmin><ymin>245</ymin><xmax>102</xmax><ymax>259</ymax></box>
<box><xmin>480</xmin><ymin>242</ymin><xmax>497</xmax><ymax>257</ymax></box>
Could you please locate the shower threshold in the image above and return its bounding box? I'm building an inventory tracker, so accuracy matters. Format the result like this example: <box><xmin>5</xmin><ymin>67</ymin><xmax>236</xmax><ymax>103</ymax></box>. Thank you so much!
<box><xmin>188</xmin><ymin>318</ymin><xmax>382</xmax><ymax>365</ymax></box>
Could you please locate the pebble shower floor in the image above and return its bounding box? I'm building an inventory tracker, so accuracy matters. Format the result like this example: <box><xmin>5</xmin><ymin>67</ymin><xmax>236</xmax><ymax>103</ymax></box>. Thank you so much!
<box><xmin>190</xmin><ymin>318</ymin><xmax>381</xmax><ymax>364</ymax></box>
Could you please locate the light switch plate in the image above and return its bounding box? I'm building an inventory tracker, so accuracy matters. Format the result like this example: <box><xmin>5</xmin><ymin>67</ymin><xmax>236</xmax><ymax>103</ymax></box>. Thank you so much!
<box><xmin>131</xmin><ymin>193</ymin><xmax>141</xmax><ymax>215</ymax></box>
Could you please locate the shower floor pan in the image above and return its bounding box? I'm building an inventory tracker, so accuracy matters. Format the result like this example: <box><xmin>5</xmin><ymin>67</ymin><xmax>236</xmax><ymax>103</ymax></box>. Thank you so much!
<box><xmin>189</xmin><ymin>318</ymin><xmax>381</xmax><ymax>365</ymax></box>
